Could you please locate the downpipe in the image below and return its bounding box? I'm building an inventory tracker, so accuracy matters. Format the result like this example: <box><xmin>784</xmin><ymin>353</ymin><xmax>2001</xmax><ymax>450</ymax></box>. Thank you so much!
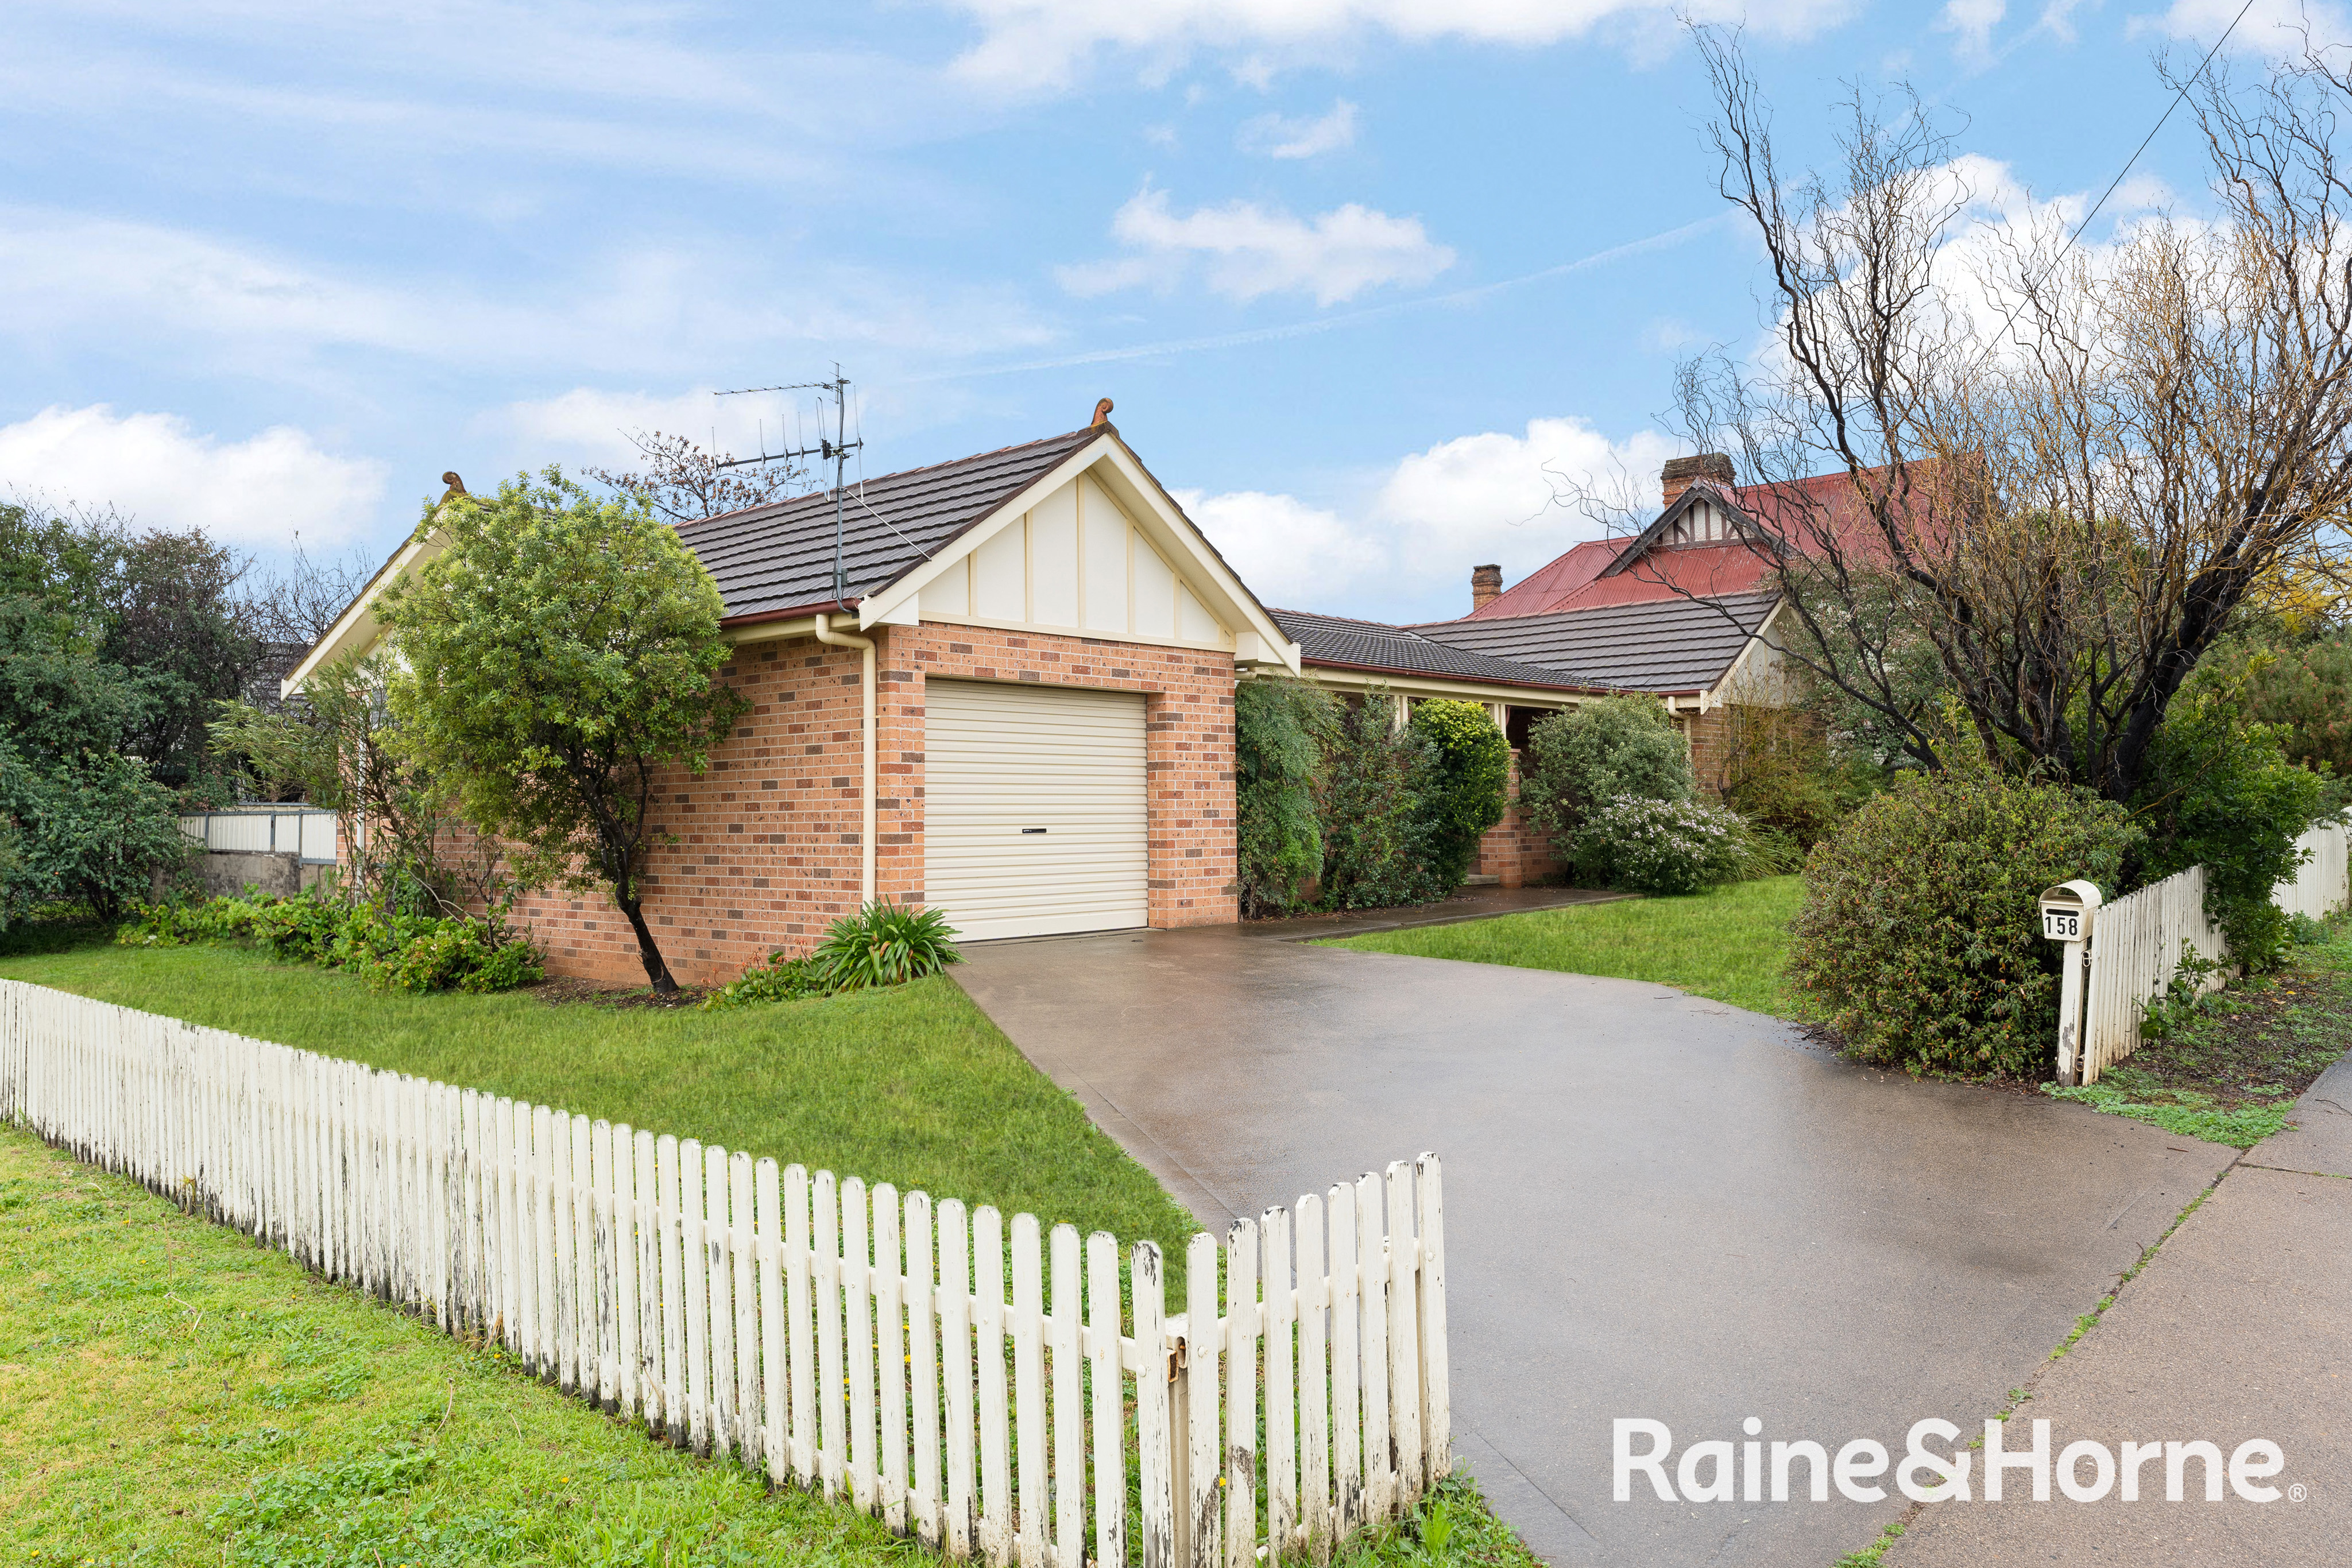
<box><xmin>813</xmin><ymin>613</ymin><xmax>877</xmax><ymax>904</ymax></box>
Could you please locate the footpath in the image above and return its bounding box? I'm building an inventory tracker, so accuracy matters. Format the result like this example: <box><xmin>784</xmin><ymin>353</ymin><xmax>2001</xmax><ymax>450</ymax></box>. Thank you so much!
<box><xmin>1885</xmin><ymin>1056</ymin><xmax>2352</xmax><ymax>1567</ymax></box>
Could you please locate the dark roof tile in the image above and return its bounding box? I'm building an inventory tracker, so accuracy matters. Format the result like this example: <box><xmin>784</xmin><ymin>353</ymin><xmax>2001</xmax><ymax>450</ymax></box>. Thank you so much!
<box><xmin>681</xmin><ymin>427</ymin><xmax>1100</xmax><ymax>622</ymax></box>
<box><xmin>1415</xmin><ymin>591</ymin><xmax>1778</xmax><ymax>692</ymax></box>
<box><xmin>1269</xmin><ymin>608</ymin><xmax>1589</xmax><ymax>691</ymax></box>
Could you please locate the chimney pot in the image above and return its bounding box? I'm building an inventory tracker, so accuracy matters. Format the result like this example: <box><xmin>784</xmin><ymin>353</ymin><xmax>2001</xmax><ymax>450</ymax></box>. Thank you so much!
<box><xmin>1471</xmin><ymin>563</ymin><xmax>1503</xmax><ymax>613</ymax></box>
<box><xmin>1661</xmin><ymin>452</ymin><xmax>1735</xmax><ymax>509</ymax></box>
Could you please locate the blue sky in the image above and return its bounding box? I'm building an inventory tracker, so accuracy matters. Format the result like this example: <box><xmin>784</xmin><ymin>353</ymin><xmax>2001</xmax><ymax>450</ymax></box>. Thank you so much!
<box><xmin>0</xmin><ymin>0</ymin><xmax>2299</xmax><ymax>624</ymax></box>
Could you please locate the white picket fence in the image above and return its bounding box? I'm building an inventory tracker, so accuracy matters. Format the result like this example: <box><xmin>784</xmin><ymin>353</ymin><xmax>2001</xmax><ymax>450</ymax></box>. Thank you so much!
<box><xmin>2075</xmin><ymin>818</ymin><xmax>2352</xmax><ymax>1084</ymax></box>
<box><xmin>0</xmin><ymin>980</ymin><xmax>1449</xmax><ymax>1565</ymax></box>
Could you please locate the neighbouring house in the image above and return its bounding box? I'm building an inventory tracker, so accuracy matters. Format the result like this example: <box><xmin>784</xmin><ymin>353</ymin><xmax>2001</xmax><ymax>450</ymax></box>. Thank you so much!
<box><xmin>287</xmin><ymin>413</ymin><xmax>1302</xmax><ymax>983</ymax></box>
<box><xmin>1253</xmin><ymin>452</ymin><xmax>1808</xmax><ymax>888</ymax></box>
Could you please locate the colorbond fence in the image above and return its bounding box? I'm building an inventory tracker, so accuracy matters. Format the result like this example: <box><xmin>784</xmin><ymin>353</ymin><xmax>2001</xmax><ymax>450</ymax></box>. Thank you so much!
<box><xmin>2075</xmin><ymin>818</ymin><xmax>2352</xmax><ymax>1085</ymax></box>
<box><xmin>0</xmin><ymin>980</ymin><xmax>1449</xmax><ymax>1566</ymax></box>
<box><xmin>177</xmin><ymin>808</ymin><xmax>339</xmax><ymax>864</ymax></box>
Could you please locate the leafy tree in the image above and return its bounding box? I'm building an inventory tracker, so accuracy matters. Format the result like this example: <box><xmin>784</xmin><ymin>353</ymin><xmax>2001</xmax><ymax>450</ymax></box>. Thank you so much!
<box><xmin>2184</xmin><ymin>633</ymin><xmax>2352</xmax><ymax>779</ymax></box>
<box><xmin>210</xmin><ymin>649</ymin><xmax>485</xmax><ymax>912</ymax></box>
<box><xmin>1518</xmin><ymin>697</ymin><xmax>1695</xmax><ymax>845</ymax></box>
<box><xmin>1233</xmin><ymin>677</ymin><xmax>1339</xmax><ymax>916</ymax></box>
<box><xmin>1407</xmin><ymin>699</ymin><xmax>1510</xmax><ymax>891</ymax></box>
<box><xmin>2128</xmin><ymin>697</ymin><xmax>2328</xmax><ymax>972</ymax></box>
<box><xmin>378</xmin><ymin>468</ymin><xmax>749</xmax><ymax>994</ymax></box>
<box><xmin>0</xmin><ymin>743</ymin><xmax>192</xmax><ymax>922</ymax></box>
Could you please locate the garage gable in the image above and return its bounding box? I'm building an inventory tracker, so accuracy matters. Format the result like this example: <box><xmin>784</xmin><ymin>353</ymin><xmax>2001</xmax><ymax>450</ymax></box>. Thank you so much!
<box><xmin>860</xmin><ymin>437</ymin><xmax>1299</xmax><ymax>671</ymax></box>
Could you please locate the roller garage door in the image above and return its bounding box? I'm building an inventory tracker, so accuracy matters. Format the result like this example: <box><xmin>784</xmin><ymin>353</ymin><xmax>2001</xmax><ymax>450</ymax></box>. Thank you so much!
<box><xmin>923</xmin><ymin>679</ymin><xmax>1150</xmax><ymax>941</ymax></box>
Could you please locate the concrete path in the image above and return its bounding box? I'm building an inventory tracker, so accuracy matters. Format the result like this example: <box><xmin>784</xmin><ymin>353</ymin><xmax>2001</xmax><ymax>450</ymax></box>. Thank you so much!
<box><xmin>1886</xmin><ymin>1058</ymin><xmax>2352</xmax><ymax>1567</ymax></box>
<box><xmin>953</xmin><ymin>926</ymin><xmax>2240</xmax><ymax>1567</ymax></box>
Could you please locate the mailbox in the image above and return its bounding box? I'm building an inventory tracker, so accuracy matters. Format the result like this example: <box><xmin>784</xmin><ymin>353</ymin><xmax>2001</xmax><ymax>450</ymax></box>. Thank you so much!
<box><xmin>2040</xmin><ymin>880</ymin><xmax>2103</xmax><ymax>1086</ymax></box>
<box><xmin>2038</xmin><ymin>879</ymin><xmax>2103</xmax><ymax>944</ymax></box>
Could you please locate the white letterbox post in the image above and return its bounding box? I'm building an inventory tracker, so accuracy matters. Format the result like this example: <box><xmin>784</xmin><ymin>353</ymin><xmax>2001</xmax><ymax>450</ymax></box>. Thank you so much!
<box><xmin>2040</xmin><ymin>880</ymin><xmax>2103</xmax><ymax>1085</ymax></box>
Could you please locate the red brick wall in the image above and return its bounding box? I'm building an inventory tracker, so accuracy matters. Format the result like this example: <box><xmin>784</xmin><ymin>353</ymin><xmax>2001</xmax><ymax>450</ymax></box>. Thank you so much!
<box><xmin>480</xmin><ymin>621</ymin><xmax>1237</xmax><ymax>988</ymax></box>
<box><xmin>1473</xmin><ymin>749</ymin><xmax>1565</xmax><ymax>889</ymax></box>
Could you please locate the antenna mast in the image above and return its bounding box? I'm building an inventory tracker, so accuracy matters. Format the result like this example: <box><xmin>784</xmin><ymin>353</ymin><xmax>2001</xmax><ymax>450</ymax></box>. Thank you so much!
<box><xmin>714</xmin><ymin>365</ymin><xmax>865</xmax><ymax>605</ymax></box>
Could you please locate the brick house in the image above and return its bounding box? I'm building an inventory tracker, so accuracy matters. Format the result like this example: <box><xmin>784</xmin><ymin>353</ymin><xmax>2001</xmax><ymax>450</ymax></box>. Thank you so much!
<box><xmin>287</xmin><ymin>414</ymin><xmax>1302</xmax><ymax>984</ymax></box>
<box><xmin>288</xmin><ymin>428</ymin><xmax>1808</xmax><ymax>981</ymax></box>
<box><xmin>1256</xmin><ymin>452</ymin><xmax>1806</xmax><ymax>887</ymax></box>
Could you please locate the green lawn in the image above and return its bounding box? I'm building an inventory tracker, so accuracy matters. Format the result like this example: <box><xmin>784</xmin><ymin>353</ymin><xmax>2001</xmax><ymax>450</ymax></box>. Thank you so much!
<box><xmin>1321</xmin><ymin>877</ymin><xmax>1808</xmax><ymax>1018</ymax></box>
<box><xmin>1</xmin><ymin>1123</ymin><xmax>1537</xmax><ymax>1568</ymax></box>
<box><xmin>0</xmin><ymin>927</ymin><xmax>1196</xmax><ymax>1278</ymax></box>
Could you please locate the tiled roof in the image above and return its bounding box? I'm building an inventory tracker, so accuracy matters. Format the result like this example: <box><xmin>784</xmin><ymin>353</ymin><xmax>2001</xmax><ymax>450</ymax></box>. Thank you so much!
<box><xmin>1417</xmin><ymin>591</ymin><xmax>1780</xmax><ymax>694</ymax></box>
<box><xmin>677</xmin><ymin>427</ymin><xmax>1101</xmax><ymax>622</ymax></box>
<box><xmin>1268</xmin><ymin>609</ymin><xmax>1591</xmax><ymax>692</ymax></box>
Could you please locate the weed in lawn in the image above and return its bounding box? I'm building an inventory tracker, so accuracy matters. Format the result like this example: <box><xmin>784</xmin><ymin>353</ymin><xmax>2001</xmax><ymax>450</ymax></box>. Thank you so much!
<box><xmin>1321</xmin><ymin>877</ymin><xmax>1806</xmax><ymax>1017</ymax></box>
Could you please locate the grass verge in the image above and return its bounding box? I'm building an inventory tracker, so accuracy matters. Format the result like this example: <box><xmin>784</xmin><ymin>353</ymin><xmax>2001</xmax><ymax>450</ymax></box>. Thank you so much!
<box><xmin>1317</xmin><ymin>877</ymin><xmax>1807</xmax><ymax>1018</ymax></box>
<box><xmin>0</xmin><ymin>1122</ymin><xmax>1538</xmax><ymax>1568</ymax></box>
<box><xmin>0</xmin><ymin>924</ymin><xmax>1194</xmax><ymax>1275</ymax></box>
<box><xmin>2039</xmin><ymin>916</ymin><xmax>2352</xmax><ymax>1149</ymax></box>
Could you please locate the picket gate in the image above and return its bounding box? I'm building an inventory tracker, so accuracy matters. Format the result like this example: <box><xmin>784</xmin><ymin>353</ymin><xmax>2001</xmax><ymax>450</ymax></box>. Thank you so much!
<box><xmin>0</xmin><ymin>980</ymin><xmax>1449</xmax><ymax>1565</ymax></box>
<box><xmin>2074</xmin><ymin>817</ymin><xmax>2352</xmax><ymax>1084</ymax></box>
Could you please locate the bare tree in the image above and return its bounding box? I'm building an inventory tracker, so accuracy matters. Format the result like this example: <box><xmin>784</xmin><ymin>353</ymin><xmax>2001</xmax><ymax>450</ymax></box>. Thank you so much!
<box><xmin>1671</xmin><ymin>27</ymin><xmax>2352</xmax><ymax>800</ymax></box>
<box><xmin>587</xmin><ymin>429</ymin><xmax>804</xmax><ymax>525</ymax></box>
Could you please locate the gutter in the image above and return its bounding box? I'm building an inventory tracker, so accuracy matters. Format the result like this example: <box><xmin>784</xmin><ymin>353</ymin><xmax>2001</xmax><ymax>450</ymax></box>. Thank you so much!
<box><xmin>813</xmin><ymin>613</ymin><xmax>877</xmax><ymax>906</ymax></box>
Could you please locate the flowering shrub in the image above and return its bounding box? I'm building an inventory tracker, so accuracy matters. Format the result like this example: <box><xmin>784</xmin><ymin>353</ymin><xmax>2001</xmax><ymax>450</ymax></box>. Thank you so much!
<box><xmin>1578</xmin><ymin>795</ymin><xmax>1752</xmax><ymax>895</ymax></box>
<box><xmin>117</xmin><ymin>891</ymin><xmax>541</xmax><ymax>994</ymax></box>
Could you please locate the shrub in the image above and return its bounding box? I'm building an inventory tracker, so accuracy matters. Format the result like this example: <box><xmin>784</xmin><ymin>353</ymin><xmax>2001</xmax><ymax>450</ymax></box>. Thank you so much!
<box><xmin>1519</xmin><ymin>698</ymin><xmax>1695</xmax><ymax>849</ymax></box>
<box><xmin>1407</xmin><ymin>699</ymin><xmax>1511</xmax><ymax>891</ymax></box>
<box><xmin>117</xmin><ymin>890</ymin><xmax>542</xmax><ymax>994</ymax></box>
<box><xmin>2128</xmin><ymin>696</ymin><xmax>2329</xmax><ymax>973</ymax></box>
<box><xmin>0</xmin><ymin>745</ymin><xmax>195</xmax><ymax>922</ymax></box>
<box><xmin>1579</xmin><ymin>795</ymin><xmax>1754</xmax><ymax>894</ymax></box>
<box><xmin>1716</xmin><ymin>704</ymin><xmax>1881</xmax><ymax>850</ymax></box>
<box><xmin>810</xmin><ymin>901</ymin><xmax>962</xmax><ymax>992</ymax></box>
<box><xmin>1233</xmin><ymin>678</ymin><xmax>1339</xmax><ymax>916</ymax></box>
<box><xmin>701</xmin><ymin>953</ymin><xmax>825</xmax><ymax>1009</ymax></box>
<box><xmin>1316</xmin><ymin>694</ymin><xmax>1444</xmax><ymax>911</ymax></box>
<box><xmin>1788</xmin><ymin>754</ymin><xmax>2140</xmax><ymax>1077</ymax></box>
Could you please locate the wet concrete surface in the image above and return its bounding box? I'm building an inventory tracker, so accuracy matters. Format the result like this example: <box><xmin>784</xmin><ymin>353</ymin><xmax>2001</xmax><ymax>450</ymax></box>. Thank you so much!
<box><xmin>954</xmin><ymin>926</ymin><xmax>2240</xmax><ymax>1567</ymax></box>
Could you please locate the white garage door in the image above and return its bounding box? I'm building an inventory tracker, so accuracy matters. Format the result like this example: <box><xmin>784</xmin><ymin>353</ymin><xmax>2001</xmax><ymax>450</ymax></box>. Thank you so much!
<box><xmin>924</xmin><ymin>679</ymin><xmax>1150</xmax><ymax>942</ymax></box>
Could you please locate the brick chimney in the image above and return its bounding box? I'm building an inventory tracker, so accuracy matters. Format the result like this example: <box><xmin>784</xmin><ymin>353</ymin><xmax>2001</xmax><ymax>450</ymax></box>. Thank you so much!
<box><xmin>1471</xmin><ymin>563</ymin><xmax>1503</xmax><ymax>613</ymax></box>
<box><xmin>1661</xmin><ymin>452</ymin><xmax>1735</xmax><ymax>508</ymax></box>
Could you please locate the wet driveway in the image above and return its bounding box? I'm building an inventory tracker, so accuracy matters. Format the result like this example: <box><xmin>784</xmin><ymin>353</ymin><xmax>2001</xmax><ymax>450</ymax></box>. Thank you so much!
<box><xmin>953</xmin><ymin>922</ymin><xmax>2238</xmax><ymax>1567</ymax></box>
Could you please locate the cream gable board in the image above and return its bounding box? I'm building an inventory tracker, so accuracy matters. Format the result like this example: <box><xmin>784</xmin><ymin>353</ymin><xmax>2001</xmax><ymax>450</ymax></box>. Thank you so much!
<box><xmin>893</xmin><ymin>462</ymin><xmax>1232</xmax><ymax>652</ymax></box>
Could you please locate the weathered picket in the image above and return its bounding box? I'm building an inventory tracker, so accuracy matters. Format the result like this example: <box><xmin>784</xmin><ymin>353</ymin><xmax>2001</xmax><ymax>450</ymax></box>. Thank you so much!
<box><xmin>2276</xmin><ymin>816</ymin><xmax>2351</xmax><ymax>922</ymax></box>
<box><xmin>2074</xmin><ymin>817</ymin><xmax>2352</xmax><ymax>1084</ymax></box>
<box><xmin>0</xmin><ymin>979</ymin><xmax>1449</xmax><ymax>1565</ymax></box>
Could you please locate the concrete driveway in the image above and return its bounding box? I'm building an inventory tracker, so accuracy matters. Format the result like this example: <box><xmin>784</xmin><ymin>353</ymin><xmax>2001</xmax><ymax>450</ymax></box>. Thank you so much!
<box><xmin>954</xmin><ymin>922</ymin><xmax>2239</xmax><ymax>1567</ymax></box>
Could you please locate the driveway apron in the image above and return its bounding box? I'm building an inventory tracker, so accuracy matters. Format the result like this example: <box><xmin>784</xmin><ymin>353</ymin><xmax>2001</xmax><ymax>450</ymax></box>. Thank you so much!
<box><xmin>954</xmin><ymin>924</ymin><xmax>2239</xmax><ymax>1567</ymax></box>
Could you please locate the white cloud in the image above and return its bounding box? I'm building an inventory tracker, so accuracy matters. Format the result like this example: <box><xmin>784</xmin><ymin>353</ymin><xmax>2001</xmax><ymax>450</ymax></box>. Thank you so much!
<box><xmin>1182</xmin><ymin>415</ymin><xmax>1680</xmax><ymax>620</ymax></box>
<box><xmin>1936</xmin><ymin>0</ymin><xmax>2005</xmax><ymax>61</ymax></box>
<box><xmin>945</xmin><ymin>0</ymin><xmax>1856</xmax><ymax>91</ymax></box>
<box><xmin>1237</xmin><ymin>99</ymin><xmax>1359</xmax><ymax>158</ymax></box>
<box><xmin>0</xmin><ymin>207</ymin><xmax>1059</xmax><ymax>382</ymax></box>
<box><xmin>1058</xmin><ymin>188</ymin><xmax>1454</xmax><ymax>305</ymax></box>
<box><xmin>2132</xmin><ymin>0</ymin><xmax>2352</xmax><ymax>53</ymax></box>
<box><xmin>0</xmin><ymin>405</ymin><xmax>386</xmax><ymax>548</ymax></box>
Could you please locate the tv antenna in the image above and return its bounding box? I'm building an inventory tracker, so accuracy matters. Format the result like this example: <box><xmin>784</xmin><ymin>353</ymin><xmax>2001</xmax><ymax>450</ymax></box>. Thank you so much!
<box><xmin>715</xmin><ymin>365</ymin><xmax>864</xmax><ymax>605</ymax></box>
